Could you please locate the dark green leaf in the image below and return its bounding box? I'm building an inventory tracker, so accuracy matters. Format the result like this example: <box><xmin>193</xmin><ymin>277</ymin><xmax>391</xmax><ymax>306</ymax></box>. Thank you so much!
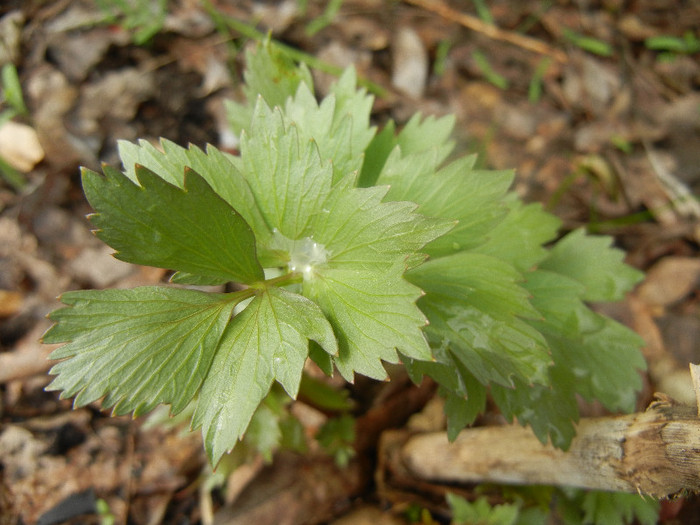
<box><xmin>83</xmin><ymin>164</ymin><xmax>264</xmax><ymax>284</ymax></box>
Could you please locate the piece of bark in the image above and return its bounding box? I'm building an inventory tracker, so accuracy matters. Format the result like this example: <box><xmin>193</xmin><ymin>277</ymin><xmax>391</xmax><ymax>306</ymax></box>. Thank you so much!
<box><xmin>384</xmin><ymin>394</ymin><xmax>700</xmax><ymax>499</ymax></box>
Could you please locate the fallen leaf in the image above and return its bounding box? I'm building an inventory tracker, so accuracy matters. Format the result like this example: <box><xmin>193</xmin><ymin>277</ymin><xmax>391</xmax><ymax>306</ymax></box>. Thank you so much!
<box><xmin>0</xmin><ymin>290</ymin><xmax>22</xmax><ymax>317</ymax></box>
<box><xmin>0</xmin><ymin>121</ymin><xmax>44</xmax><ymax>172</ymax></box>
<box><xmin>637</xmin><ymin>256</ymin><xmax>700</xmax><ymax>308</ymax></box>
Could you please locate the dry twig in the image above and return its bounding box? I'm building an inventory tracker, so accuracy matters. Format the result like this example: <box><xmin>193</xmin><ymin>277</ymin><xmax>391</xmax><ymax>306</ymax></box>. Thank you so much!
<box><xmin>382</xmin><ymin>393</ymin><xmax>700</xmax><ymax>499</ymax></box>
<box><xmin>404</xmin><ymin>0</ymin><xmax>568</xmax><ymax>64</ymax></box>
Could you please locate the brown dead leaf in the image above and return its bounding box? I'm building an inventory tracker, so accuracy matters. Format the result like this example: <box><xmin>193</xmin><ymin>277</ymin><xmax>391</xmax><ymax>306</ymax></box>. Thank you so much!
<box><xmin>330</xmin><ymin>505</ymin><xmax>407</xmax><ymax>525</ymax></box>
<box><xmin>628</xmin><ymin>294</ymin><xmax>695</xmax><ymax>405</ymax></box>
<box><xmin>637</xmin><ymin>256</ymin><xmax>700</xmax><ymax>308</ymax></box>
<box><xmin>0</xmin><ymin>290</ymin><xmax>22</xmax><ymax>317</ymax></box>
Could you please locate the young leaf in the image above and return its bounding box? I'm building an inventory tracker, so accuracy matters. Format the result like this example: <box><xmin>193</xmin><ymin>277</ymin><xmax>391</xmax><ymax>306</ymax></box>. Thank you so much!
<box><xmin>226</xmin><ymin>39</ymin><xmax>314</xmax><ymax>134</ymax></box>
<box><xmin>285</xmin><ymin>68</ymin><xmax>376</xmax><ymax>182</ymax></box>
<box><xmin>44</xmin><ymin>287</ymin><xmax>237</xmax><ymax>416</ymax></box>
<box><xmin>524</xmin><ymin>270</ymin><xmax>645</xmax><ymax>413</ymax></box>
<box><xmin>83</xmin><ymin>164</ymin><xmax>264</xmax><ymax>284</ymax></box>
<box><xmin>472</xmin><ymin>196</ymin><xmax>560</xmax><ymax>272</ymax></box>
<box><xmin>241</xmin><ymin>100</ymin><xmax>333</xmax><ymax>239</ymax></box>
<box><xmin>492</xmin><ymin>269</ymin><xmax>645</xmax><ymax>449</ymax></box>
<box><xmin>315</xmin><ymin>179</ymin><xmax>453</xmax><ymax>267</ymax></box>
<box><xmin>491</xmin><ymin>375</ymin><xmax>580</xmax><ymax>450</ymax></box>
<box><xmin>447</xmin><ymin>493</ymin><xmax>519</xmax><ymax>525</ymax></box>
<box><xmin>192</xmin><ymin>287</ymin><xmax>337</xmax><ymax>464</ymax></box>
<box><xmin>395</xmin><ymin>113</ymin><xmax>456</xmax><ymax>163</ymax></box>
<box><xmin>579</xmin><ymin>491</ymin><xmax>660</xmax><ymax>525</ymax></box>
<box><xmin>236</xmin><ymin>91</ymin><xmax>451</xmax><ymax>383</ymax></box>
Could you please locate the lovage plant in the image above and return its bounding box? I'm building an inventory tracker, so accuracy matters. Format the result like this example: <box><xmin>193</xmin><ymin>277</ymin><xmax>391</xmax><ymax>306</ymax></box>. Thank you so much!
<box><xmin>43</xmin><ymin>42</ymin><xmax>646</xmax><ymax>465</ymax></box>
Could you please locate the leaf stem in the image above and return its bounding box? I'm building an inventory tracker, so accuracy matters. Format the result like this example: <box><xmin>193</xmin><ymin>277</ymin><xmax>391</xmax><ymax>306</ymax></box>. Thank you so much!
<box><xmin>259</xmin><ymin>271</ymin><xmax>303</xmax><ymax>289</ymax></box>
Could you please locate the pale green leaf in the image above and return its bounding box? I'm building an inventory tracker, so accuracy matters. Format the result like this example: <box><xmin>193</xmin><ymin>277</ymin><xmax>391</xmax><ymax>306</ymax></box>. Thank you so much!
<box><xmin>407</xmin><ymin>253</ymin><xmax>550</xmax><ymax>387</ymax></box>
<box><xmin>312</xmin><ymin>178</ymin><xmax>454</xmax><ymax>269</ymax></box>
<box><xmin>192</xmin><ymin>287</ymin><xmax>336</xmax><ymax>464</ymax></box>
<box><xmin>241</xmin><ymin>100</ymin><xmax>333</xmax><ymax>239</ymax></box>
<box><xmin>378</xmin><ymin>152</ymin><xmax>514</xmax><ymax>256</ymax></box>
<box><xmin>490</xmin><ymin>269</ymin><xmax>645</xmax><ymax>449</ymax></box>
<box><xmin>359</xmin><ymin>113</ymin><xmax>454</xmax><ymax>188</ymax></box>
<box><xmin>408</xmin><ymin>253</ymin><xmax>541</xmax><ymax>320</ymax></box>
<box><xmin>395</xmin><ymin>113</ymin><xmax>456</xmax><ymax>162</ymax></box>
<box><xmin>226</xmin><ymin>40</ymin><xmax>313</xmax><ymax>133</ymax></box>
<box><xmin>44</xmin><ymin>287</ymin><xmax>237</xmax><ymax>416</ymax></box>
<box><xmin>447</xmin><ymin>493</ymin><xmax>519</xmax><ymax>525</ymax></box>
<box><xmin>307</xmin><ymin>266</ymin><xmax>432</xmax><ymax>380</ymax></box>
<box><xmin>472</xmin><ymin>196</ymin><xmax>561</xmax><ymax>272</ymax></box>
<box><xmin>491</xmin><ymin>375</ymin><xmax>579</xmax><ymax>450</ymax></box>
<box><xmin>283</xmin><ymin>71</ymin><xmax>375</xmax><ymax>183</ymax></box>
<box><xmin>358</xmin><ymin>119</ymin><xmax>396</xmax><ymax>187</ymax></box>
<box><xmin>524</xmin><ymin>270</ymin><xmax>645</xmax><ymax>412</ymax></box>
<box><xmin>418</xmin><ymin>299</ymin><xmax>550</xmax><ymax>388</ymax></box>
<box><xmin>580</xmin><ymin>491</ymin><xmax>660</xmax><ymax>525</ymax></box>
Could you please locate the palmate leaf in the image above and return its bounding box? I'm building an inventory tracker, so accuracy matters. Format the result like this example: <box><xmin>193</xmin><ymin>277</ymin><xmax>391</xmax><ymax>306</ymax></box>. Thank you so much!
<box><xmin>313</xmin><ymin>177</ymin><xmax>453</xmax><ymax>268</ymax></box>
<box><xmin>83</xmin><ymin>164</ymin><xmax>264</xmax><ymax>284</ymax></box>
<box><xmin>472</xmin><ymin>196</ymin><xmax>560</xmax><ymax>272</ymax></box>
<box><xmin>524</xmin><ymin>270</ymin><xmax>645</xmax><ymax>412</ymax></box>
<box><xmin>45</xmin><ymin>39</ymin><xmax>650</xmax><ymax>468</ymax></box>
<box><xmin>300</xmin><ymin>178</ymin><xmax>452</xmax><ymax>380</ymax></box>
<box><xmin>236</xmin><ymin>96</ymin><xmax>452</xmax><ymax>382</ymax></box>
<box><xmin>43</xmin><ymin>287</ymin><xmax>237</xmax><ymax>416</ymax></box>
<box><xmin>490</xmin><ymin>269</ymin><xmax>645</xmax><ymax>449</ymax></box>
<box><xmin>192</xmin><ymin>287</ymin><xmax>336</xmax><ymax>464</ymax></box>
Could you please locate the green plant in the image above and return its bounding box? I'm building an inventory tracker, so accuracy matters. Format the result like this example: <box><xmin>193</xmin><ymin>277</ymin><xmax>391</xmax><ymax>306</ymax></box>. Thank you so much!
<box><xmin>645</xmin><ymin>31</ymin><xmax>700</xmax><ymax>61</ymax></box>
<box><xmin>0</xmin><ymin>63</ymin><xmax>28</xmax><ymax>190</ymax></box>
<box><xmin>305</xmin><ymin>0</ymin><xmax>344</xmax><ymax>36</ymax></box>
<box><xmin>472</xmin><ymin>49</ymin><xmax>509</xmax><ymax>89</ymax></box>
<box><xmin>445</xmin><ymin>488</ymin><xmax>660</xmax><ymax>525</ymax></box>
<box><xmin>43</xmin><ymin>41</ymin><xmax>645</xmax><ymax>466</ymax></box>
<box><xmin>562</xmin><ymin>28</ymin><xmax>613</xmax><ymax>57</ymax></box>
<box><xmin>95</xmin><ymin>0</ymin><xmax>168</xmax><ymax>45</ymax></box>
<box><xmin>447</xmin><ymin>493</ymin><xmax>519</xmax><ymax>525</ymax></box>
